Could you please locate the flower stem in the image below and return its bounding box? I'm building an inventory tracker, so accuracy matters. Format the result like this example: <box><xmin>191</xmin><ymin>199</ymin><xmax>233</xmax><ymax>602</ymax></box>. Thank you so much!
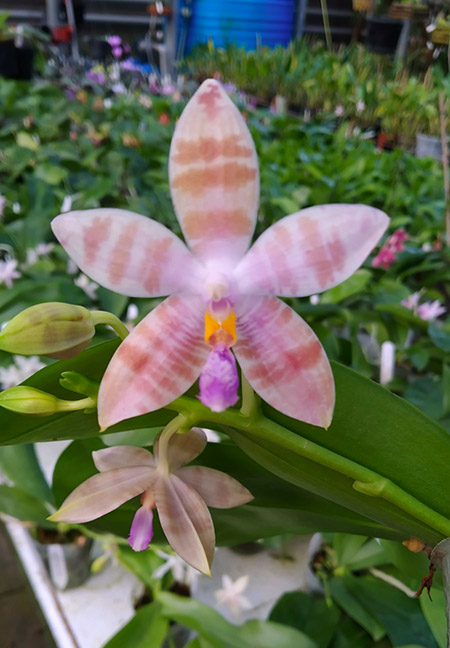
<box><xmin>166</xmin><ymin>395</ymin><xmax>450</xmax><ymax>542</ymax></box>
<box><xmin>157</xmin><ymin>414</ymin><xmax>188</xmax><ymax>472</ymax></box>
<box><xmin>240</xmin><ymin>373</ymin><xmax>259</xmax><ymax>419</ymax></box>
<box><xmin>57</xmin><ymin>396</ymin><xmax>96</xmax><ymax>412</ymax></box>
<box><xmin>91</xmin><ymin>311</ymin><xmax>129</xmax><ymax>340</ymax></box>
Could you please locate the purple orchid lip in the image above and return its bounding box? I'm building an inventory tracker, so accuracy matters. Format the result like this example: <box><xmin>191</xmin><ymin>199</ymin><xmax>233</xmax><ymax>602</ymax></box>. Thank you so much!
<box><xmin>199</xmin><ymin>343</ymin><xmax>239</xmax><ymax>413</ymax></box>
<box><xmin>128</xmin><ymin>504</ymin><xmax>154</xmax><ymax>552</ymax></box>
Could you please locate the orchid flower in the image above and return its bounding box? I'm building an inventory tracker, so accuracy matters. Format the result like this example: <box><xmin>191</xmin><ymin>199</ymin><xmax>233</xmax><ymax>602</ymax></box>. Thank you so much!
<box><xmin>51</xmin><ymin>79</ymin><xmax>388</xmax><ymax>430</ymax></box>
<box><xmin>50</xmin><ymin>427</ymin><xmax>253</xmax><ymax>574</ymax></box>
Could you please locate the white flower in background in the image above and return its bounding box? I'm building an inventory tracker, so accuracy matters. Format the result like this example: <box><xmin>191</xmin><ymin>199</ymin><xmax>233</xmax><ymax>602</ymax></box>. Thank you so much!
<box><xmin>356</xmin><ymin>100</ymin><xmax>366</xmax><ymax>113</ymax></box>
<box><xmin>12</xmin><ymin>202</ymin><xmax>20</xmax><ymax>214</ymax></box>
<box><xmin>215</xmin><ymin>574</ymin><xmax>252</xmax><ymax>621</ymax></box>
<box><xmin>112</xmin><ymin>82</ymin><xmax>126</xmax><ymax>95</ymax></box>
<box><xmin>139</xmin><ymin>95</ymin><xmax>152</xmax><ymax>109</ymax></box>
<box><xmin>25</xmin><ymin>242</ymin><xmax>54</xmax><ymax>267</ymax></box>
<box><xmin>104</xmin><ymin>98</ymin><xmax>113</xmax><ymax>109</ymax></box>
<box><xmin>334</xmin><ymin>105</ymin><xmax>344</xmax><ymax>116</ymax></box>
<box><xmin>0</xmin><ymin>259</ymin><xmax>21</xmax><ymax>288</ymax></box>
<box><xmin>125</xmin><ymin>303</ymin><xmax>139</xmax><ymax>321</ymax></box>
<box><xmin>74</xmin><ymin>273</ymin><xmax>99</xmax><ymax>300</ymax></box>
<box><xmin>0</xmin><ymin>355</ymin><xmax>45</xmax><ymax>389</ymax></box>
<box><xmin>0</xmin><ymin>195</ymin><xmax>6</xmax><ymax>219</ymax></box>
<box><xmin>422</xmin><ymin>242</ymin><xmax>433</xmax><ymax>252</ymax></box>
<box><xmin>152</xmin><ymin>549</ymin><xmax>199</xmax><ymax>588</ymax></box>
<box><xmin>310</xmin><ymin>294</ymin><xmax>320</xmax><ymax>305</ymax></box>
<box><xmin>61</xmin><ymin>195</ymin><xmax>73</xmax><ymax>213</ymax></box>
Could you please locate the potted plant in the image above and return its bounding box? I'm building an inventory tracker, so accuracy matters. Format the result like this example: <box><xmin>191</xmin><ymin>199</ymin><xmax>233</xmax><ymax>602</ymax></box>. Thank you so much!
<box><xmin>365</xmin><ymin>0</ymin><xmax>404</xmax><ymax>54</ymax></box>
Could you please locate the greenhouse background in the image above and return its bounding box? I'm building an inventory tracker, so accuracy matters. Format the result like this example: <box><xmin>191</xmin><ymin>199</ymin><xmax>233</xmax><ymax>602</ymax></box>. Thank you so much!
<box><xmin>0</xmin><ymin>0</ymin><xmax>449</xmax><ymax>647</ymax></box>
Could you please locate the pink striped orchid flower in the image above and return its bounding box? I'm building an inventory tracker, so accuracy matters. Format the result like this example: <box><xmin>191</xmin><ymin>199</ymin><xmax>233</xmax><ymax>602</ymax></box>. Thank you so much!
<box><xmin>50</xmin><ymin>428</ymin><xmax>253</xmax><ymax>574</ymax></box>
<box><xmin>51</xmin><ymin>79</ymin><xmax>388</xmax><ymax>430</ymax></box>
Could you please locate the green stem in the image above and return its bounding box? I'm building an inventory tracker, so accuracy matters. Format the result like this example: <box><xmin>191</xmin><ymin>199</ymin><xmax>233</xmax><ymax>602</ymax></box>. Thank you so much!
<box><xmin>91</xmin><ymin>311</ymin><xmax>129</xmax><ymax>341</ymax></box>
<box><xmin>166</xmin><ymin>396</ymin><xmax>450</xmax><ymax>539</ymax></box>
<box><xmin>56</xmin><ymin>396</ymin><xmax>96</xmax><ymax>412</ymax></box>
<box><xmin>240</xmin><ymin>374</ymin><xmax>259</xmax><ymax>419</ymax></box>
<box><xmin>157</xmin><ymin>414</ymin><xmax>188</xmax><ymax>473</ymax></box>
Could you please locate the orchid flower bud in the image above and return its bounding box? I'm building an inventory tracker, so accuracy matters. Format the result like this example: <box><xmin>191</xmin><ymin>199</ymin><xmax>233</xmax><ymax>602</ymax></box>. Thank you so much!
<box><xmin>0</xmin><ymin>386</ymin><xmax>95</xmax><ymax>416</ymax></box>
<box><xmin>0</xmin><ymin>302</ymin><xmax>95</xmax><ymax>359</ymax></box>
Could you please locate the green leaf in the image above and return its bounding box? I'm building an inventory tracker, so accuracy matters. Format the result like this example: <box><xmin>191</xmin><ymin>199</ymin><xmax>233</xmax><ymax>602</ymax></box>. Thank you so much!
<box><xmin>328</xmin><ymin>576</ymin><xmax>386</xmax><ymax>641</ymax></box>
<box><xmin>0</xmin><ymin>485</ymin><xmax>51</xmax><ymax>525</ymax></box>
<box><xmin>102</xmin><ymin>603</ymin><xmax>167</xmax><ymax>648</ymax></box>
<box><xmin>269</xmin><ymin>591</ymin><xmax>340</xmax><ymax>648</ymax></box>
<box><xmin>420</xmin><ymin>589</ymin><xmax>447</xmax><ymax>648</ymax></box>
<box><xmin>157</xmin><ymin>593</ymin><xmax>318</xmax><ymax>648</ymax></box>
<box><xmin>0</xmin><ymin>444</ymin><xmax>53</xmax><ymax>503</ymax></box>
<box><xmin>343</xmin><ymin>574</ymin><xmax>438</xmax><ymax>648</ymax></box>
<box><xmin>429</xmin><ymin>324</ymin><xmax>450</xmax><ymax>352</ymax></box>
<box><xmin>321</xmin><ymin>270</ymin><xmax>371</xmax><ymax>304</ymax></box>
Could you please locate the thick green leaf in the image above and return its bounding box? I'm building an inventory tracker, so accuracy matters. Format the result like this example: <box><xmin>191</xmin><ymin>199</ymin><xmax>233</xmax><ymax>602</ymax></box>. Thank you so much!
<box><xmin>321</xmin><ymin>270</ymin><xmax>371</xmax><ymax>304</ymax></box>
<box><xmin>102</xmin><ymin>603</ymin><xmax>167</xmax><ymax>648</ymax></box>
<box><xmin>343</xmin><ymin>574</ymin><xmax>438</xmax><ymax>648</ymax></box>
<box><xmin>157</xmin><ymin>593</ymin><xmax>318</xmax><ymax>648</ymax></box>
<box><xmin>328</xmin><ymin>577</ymin><xmax>386</xmax><ymax>641</ymax></box>
<box><xmin>0</xmin><ymin>484</ymin><xmax>52</xmax><ymax>525</ymax></box>
<box><xmin>0</xmin><ymin>444</ymin><xmax>53</xmax><ymax>503</ymax></box>
<box><xmin>420</xmin><ymin>589</ymin><xmax>447</xmax><ymax>648</ymax></box>
<box><xmin>269</xmin><ymin>591</ymin><xmax>340</xmax><ymax>648</ymax></box>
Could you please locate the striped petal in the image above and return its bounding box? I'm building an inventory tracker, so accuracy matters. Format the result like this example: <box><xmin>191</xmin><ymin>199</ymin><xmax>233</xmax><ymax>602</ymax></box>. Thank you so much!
<box><xmin>154</xmin><ymin>427</ymin><xmax>207</xmax><ymax>470</ymax></box>
<box><xmin>175</xmin><ymin>466</ymin><xmax>253</xmax><ymax>509</ymax></box>
<box><xmin>234</xmin><ymin>296</ymin><xmax>334</xmax><ymax>428</ymax></box>
<box><xmin>234</xmin><ymin>204</ymin><xmax>389</xmax><ymax>297</ymax></box>
<box><xmin>98</xmin><ymin>295</ymin><xmax>209</xmax><ymax>430</ymax></box>
<box><xmin>154</xmin><ymin>473</ymin><xmax>214</xmax><ymax>575</ymax></box>
<box><xmin>49</xmin><ymin>466</ymin><xmax>155</xmax><ymax>523</ymax></box>
<box><xmin>51</xmin><ymin>209</ymin><xmax>203</xmax><ymax>297</ymax></box>
<box><xmin>93</xmin><ymin>446</ymin><xmax>154</xmax><ymax>472</ymax></box>
<box><xmin>169</xmin><ymin>80</ymin><xmax>259</xmax><ymax>264</ymax></box>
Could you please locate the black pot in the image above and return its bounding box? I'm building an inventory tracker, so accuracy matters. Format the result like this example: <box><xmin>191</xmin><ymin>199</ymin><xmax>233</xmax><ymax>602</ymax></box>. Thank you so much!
<box><xmin>0</xmin><ymin>40</ymin><xmax>34</xmax><ymax>80</ymax></box>
<box><xmin>365</xmin><ymin>17</ymin><xmax>403</xmax><ymax>54</ymax></box>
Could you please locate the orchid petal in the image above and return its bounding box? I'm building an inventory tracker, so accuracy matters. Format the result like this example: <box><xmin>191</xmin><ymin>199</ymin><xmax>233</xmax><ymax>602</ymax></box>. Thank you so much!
<box><xmin>93</xmin><ymin>446</ymin><xmax>154</xmax><ymax>472</ymax></box>
<box><xmin>175</xmin><ymin>466</ymin><xmax>253</xmax><ymax>509</ymax></box>
<box><xmin>154</xmin><ymin>473</ymin><xmax>214</xmax><ymax>575</ymax></box>
<box><xmin>98</xmin><ymin>295</ymin><xmax>209</xmax><ymax>430</ymax></box>
<box><xmin>49</xmin><ymin>467</ymin><xmax>155</xmax><ymax>523</ymax></box>
<box><xmin>234</xmin><ymin>296</ymin><xmax>334</xmax><ymax>428</ymax></box>
<box><xmin>169</xmin><ymin>80</ymin><xmax>259</xmax><ymax>264</ymax></box>
<box><xmin>128</xmin><ymin>505</ymin><xmax>154</xmax><ymax>551</ymax></box>
<box><xmin>234</xmin><ymin>204</ymin><xmax>389</xmax><ymax>297</ymax></box>
<box><xmin>51</xmin><ymin>209</ymin><xmax>203</xmax><ymax>297</ymax></box>
<box><xmin>154</xmin><ymin>427</ymin><xmax>207</xmax><ymax>471</ymax></box>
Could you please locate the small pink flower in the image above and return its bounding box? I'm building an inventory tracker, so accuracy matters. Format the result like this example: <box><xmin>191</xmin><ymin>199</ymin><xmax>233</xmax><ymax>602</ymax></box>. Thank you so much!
<box><xmin>372</xmin><ymin>247</ymin><xmax>396</xmax><ymax>269</ymax></box>
<box><xmin>417</xmin><ymin>300</ymin><xmax>446</xmax><ymax>321</ymax></box>
<box><xmin>50</xmin><ymin>428</ymin><xmax>253</xmax><ymax>574</ymax></box>
<box><xmin>401</xmin><ymin>292</ymin><xmax>421</xmax><ymax>311</ymax></box>
<box><xmin>112</xmin><ymin>46</ymin><xmax>123</xmax><ymax>59</ymax></box>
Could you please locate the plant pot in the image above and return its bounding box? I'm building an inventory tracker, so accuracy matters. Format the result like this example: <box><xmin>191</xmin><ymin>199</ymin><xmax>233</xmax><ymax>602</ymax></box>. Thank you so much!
<box><xmin>365</xmin><ymin>17</ymin><xmax>403</xmax><ymax>54</ymax></box>
<box><xmin>35</xmin><ymin>528</ymin><xmax>93</xmax><ymax>590</ymax></box>
<box><xmin>0</xmin><ymin>40</ymin><xmax>34</xmax><ymax>80</ymax></box>
<box><xmin>416</xmin><ymin>133</ymin><xmax>450</xmax><ymax>163</ymax></box>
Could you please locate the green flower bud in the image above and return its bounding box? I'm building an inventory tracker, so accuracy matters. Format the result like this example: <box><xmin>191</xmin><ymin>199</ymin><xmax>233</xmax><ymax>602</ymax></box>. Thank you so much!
<box><xmin>59</xmin><ymin>371</ymin><xmax>99</xmax><ymax>399</ymax></box>
<box><xmin>0</xmin><ymin>303</ymin><xmax>95</xmax><ymax>359</ymax></box>
<box><xmin>0</xmin><ymin>386</ymin><xmax>96</xmax><ymax>416</ymax></box>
